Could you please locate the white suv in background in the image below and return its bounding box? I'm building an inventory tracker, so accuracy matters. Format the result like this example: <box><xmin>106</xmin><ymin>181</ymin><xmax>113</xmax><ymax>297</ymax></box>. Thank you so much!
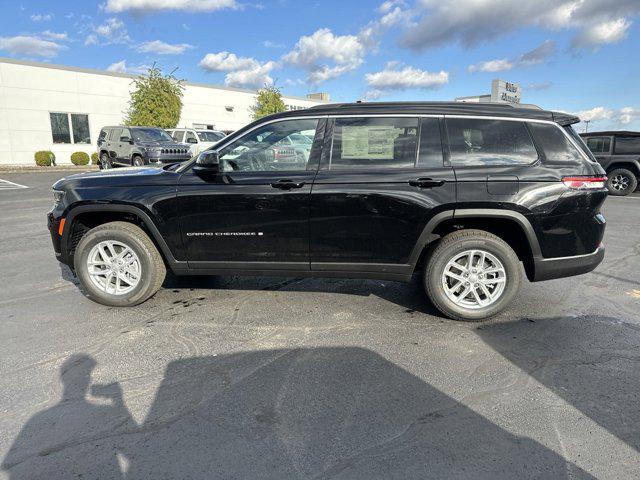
<box><xmin>167</xmin><ymin>128</ymin><xmax>226</xmax><ymax>155</ymax></box>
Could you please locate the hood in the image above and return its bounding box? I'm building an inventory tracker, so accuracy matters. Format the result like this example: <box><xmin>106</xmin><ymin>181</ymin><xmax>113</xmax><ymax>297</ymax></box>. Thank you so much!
<box><xmin>53</xmin><ymin>166</ymin><xmax>179</xmax><ymax>190</ymax></box>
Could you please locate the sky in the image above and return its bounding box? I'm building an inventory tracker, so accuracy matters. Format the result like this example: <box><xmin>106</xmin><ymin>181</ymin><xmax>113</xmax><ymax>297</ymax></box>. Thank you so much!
<box><xmin>1</xmin><ymin>0</ymin><xmax>639</xmax><ymax>131</ymax></box>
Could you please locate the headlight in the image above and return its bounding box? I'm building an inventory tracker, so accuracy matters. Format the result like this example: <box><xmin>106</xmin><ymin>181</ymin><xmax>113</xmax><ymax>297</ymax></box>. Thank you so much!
<box><xmin>143</xmin><ymin>147</ymin><xmax>160</xmax><ymax>152</ymax></box>
<box><xmin>53</xmin><ymin>189</ymin><xmax>65</xmax><ymax>208</ymax></box>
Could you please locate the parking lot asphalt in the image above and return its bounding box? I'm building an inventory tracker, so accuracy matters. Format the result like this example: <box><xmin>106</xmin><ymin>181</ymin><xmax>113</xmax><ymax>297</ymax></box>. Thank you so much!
<box><xmin>0</xmin><ymin>171</ymin><xmax>639</xmax><ymax>479</ymax></box>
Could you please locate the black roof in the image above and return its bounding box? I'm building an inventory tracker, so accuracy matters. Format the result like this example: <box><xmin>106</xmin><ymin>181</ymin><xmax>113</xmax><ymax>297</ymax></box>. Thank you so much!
<box><xmin>270</xmin><ymin>101</ymin><xmax>579</xmax><ymax>125</ymax></box>
<box><xmin>580</xmin><ymin>130</ymin><xmax>640</xmax><ymax>137</ymax></box>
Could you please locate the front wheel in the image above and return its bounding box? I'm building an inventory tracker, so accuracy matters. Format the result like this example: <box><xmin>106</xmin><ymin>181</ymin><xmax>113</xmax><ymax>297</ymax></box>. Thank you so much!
<box><xmin>424</xmin><ymin>229</ymin><xmax>522</xmax><ymax>321</ymax></box>
<box><xmin>607</xmin><ymin>168</ymin><xmax>637</xmax><ymax>196</ymax></box>
<box><xmin>74</xmin><ymin>222</ymin><xmax>166</xmax><ymax>306</ymax></box>
<box><xmin>132</xmin><ymin>155</ymin><xmax>144</xmax><ymax>167</ymax></box>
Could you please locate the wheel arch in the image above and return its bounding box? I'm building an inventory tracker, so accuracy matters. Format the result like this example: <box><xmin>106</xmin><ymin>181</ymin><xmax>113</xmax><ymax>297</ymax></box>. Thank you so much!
<box><xmin>606</xmin><ymin>161</ymin><xmax>640</xmax><ymax>177</ymax></box>
<box><xmin>61</xmin><ymin>204</ymin><xmax>180</xmax><ymax>270</ymax></box>
<box><xmin>409</xmin><ymin>209</ymin><xmax>542</xmax><ymax>281</ymax></box>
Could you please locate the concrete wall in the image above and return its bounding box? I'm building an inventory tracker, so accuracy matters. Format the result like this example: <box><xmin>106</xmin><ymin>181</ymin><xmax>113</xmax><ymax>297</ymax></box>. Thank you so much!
<box><xmin>0</xmin><ymin>58</ymin><xmax>325</xmax><ymax>165</ymax></box>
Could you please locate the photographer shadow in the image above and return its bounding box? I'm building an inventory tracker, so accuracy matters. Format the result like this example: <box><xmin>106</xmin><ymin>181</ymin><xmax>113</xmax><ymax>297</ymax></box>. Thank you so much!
<box><xmin>3</xmin><ymin>348</ymin><xmax>594</xmax><ymax>479</ymax></box>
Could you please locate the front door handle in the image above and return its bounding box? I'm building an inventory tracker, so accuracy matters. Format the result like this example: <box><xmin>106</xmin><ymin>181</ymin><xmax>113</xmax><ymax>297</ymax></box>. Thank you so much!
<box><xmin>408</xmin><ymin>177</ymin><xmax>445</xmax><ymax>188</ymax></box>
<box><xmin>271</xmin><ymin>179</ymin><xmax>305</xmax><ymax>190</ymax></box>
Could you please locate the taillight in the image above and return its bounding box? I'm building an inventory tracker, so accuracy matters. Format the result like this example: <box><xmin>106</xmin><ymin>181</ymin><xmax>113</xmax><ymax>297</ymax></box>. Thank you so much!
<box><xmin>562</xmin><ymin>176</ymin><xmax>607</xmax><ymax>190</ymax></box>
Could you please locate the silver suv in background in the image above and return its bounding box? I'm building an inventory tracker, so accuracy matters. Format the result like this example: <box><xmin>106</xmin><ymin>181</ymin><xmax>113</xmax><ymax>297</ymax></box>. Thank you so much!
<box><xmin>167</xmin><ymin>128</ymin><xmax>226</xmax><ymax>156</ymax></box>
<box><xmin>97</xmin><ymin>126</ymin><xmax>191</xmax><ymax>169</ymax></box>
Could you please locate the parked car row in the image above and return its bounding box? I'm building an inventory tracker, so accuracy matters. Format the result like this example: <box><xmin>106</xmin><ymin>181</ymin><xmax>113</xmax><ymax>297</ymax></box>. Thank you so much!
<box><xmin>96</xmin><ymin>126</ymin><xmax>228</xmax><ymax>169</ymax></box>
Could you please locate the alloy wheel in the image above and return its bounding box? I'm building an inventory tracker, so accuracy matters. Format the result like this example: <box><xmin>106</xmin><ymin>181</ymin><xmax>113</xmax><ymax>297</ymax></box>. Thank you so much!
<box><xmin>611</xmin><ymin>174</ymin><xmax>630</xmax><ymax>192</ymax></box>
<box><xmin>86</xmin><ymin>240</ymin><xmax>141</xmax><ymax>295</ymax></box>
<box><xmin>441</xmin><ymin>249</ymin><xmax>507</xmax><ymax>310</ymax></box>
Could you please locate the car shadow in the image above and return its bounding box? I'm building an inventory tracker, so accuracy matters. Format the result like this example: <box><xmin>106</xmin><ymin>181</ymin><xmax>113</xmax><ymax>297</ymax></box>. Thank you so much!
<box><xmin>475</xmin><ymin>316</ymin><xmax>640</xmax><ymax>453</ymax></box>
<box><xmin>2</xmin><ymin>348</ymin><xmax>593</xmax><ymax>479</ymax></box>
<box><xmin>162</xmin><ymin>272</ymin><xmax>446</xmax><ymax>318</ymax></box>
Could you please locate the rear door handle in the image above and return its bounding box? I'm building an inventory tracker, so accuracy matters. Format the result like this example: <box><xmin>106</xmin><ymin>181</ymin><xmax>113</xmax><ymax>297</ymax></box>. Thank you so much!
<box><xmin>408</xmin><ymin>177</ymin><xmax>445</xmax><ymax>188</ymax></box>
<box><xmin>271</xmin><ymin>179</ymin><xmax>305</xmax><ymax>190</ymax></box>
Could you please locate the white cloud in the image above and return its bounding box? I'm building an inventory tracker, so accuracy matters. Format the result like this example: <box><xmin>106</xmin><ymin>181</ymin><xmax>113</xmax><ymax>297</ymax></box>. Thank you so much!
<box><xmin>106</xmin><ymin>60</ymin><xmax>149</xmax><ymax>74</ymax></box>
<box><xmin>571</xmin><ymin>17</ymin><xmax>632</xmax><ymax>49</ymax></box>
<box><xmin>283</xmin><ymin>28</ymin><xmax>366</xmax><ymax>83</ymax></box>
<box><xmin>468</xmin><ymin>58</ymin><xmax>513</xmax><ymax>73</ymax></box>
<box><xmin>526</xmin><ymin>81</ymin><xmax>553</xmax><ymax>91</ymax></box>
<box><xmin>0</xmin><ymin>35</ymin><xmax>66</xmax><ymax>58</ymax></box>
<box><xmin>400</xmin><ymin>0</ymin><xmax>640</xmax><ymax>51</ymax></box>
<box><xmin>104</xmin><ymin>0</ymin><xmax>238</xmax><ymax>14</ymax></box>
<box><xmin>30</xmin><ymin>13</ymin><xmax>53</xmax><ymax>22</ymax></box>
<box><xmin>618</xmin><ymin>107</ymin><xmax>639</xmax><ymax>125</ymax></box>
<box><xmin>199</xmin><ymin>51</ymin><xmax>276</xmax><ymax>88</ymax></box>
<box><xmin>41</xmin><ymin>30</ymin><xmax>69</xmax><ymax>41</ymax></box>
<box><xmin>365</xmin><ymin>65</ymin><xmax>449</xmax><ymax>91</ymax></box>
<box><xmin>263</xmin><ymin>40</ymin><xmax>284</xmax><ymax>49</ymax></box>
<box><xmin>136</xmin><ymin>40</ymin><xmax>194</xmax><ymax>55</ymax></box>
<box><xmin>575</xmin><ymin>106</ymin><xmax>614</xmax><ymax>122</ymax></box>
<box><xmin>85</xmin><ymin>18</ymin><xmax>131</xmax><ymax>45</ymax></box>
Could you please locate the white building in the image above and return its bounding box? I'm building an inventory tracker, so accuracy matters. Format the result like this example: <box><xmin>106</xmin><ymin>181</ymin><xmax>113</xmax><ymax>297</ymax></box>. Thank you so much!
<box><xmin>0</xmin><ymin>57</ymin><xmax>328</xmax><ymax>165</ymax></box>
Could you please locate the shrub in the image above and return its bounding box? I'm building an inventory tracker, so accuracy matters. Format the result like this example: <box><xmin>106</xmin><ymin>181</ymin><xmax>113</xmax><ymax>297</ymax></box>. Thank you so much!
<box><xmin>35</xmin><ymin>150</ymin><xmax>55</xmax><ymax>167</ymax></box>
<box><xmin>91</xmin><ymin>152</ymin><xmax>99</xmax><ymax>165</ymax></box>
<box><xmin>71</xmin><ymin>151</ymin><xmax>90</xmax><ymax>166</ymax></box>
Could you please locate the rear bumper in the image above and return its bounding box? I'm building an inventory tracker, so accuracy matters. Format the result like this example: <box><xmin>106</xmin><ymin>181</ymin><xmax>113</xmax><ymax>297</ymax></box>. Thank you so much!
<box><xmin>531</xmin><ymin>245</ymin><xmax>605</xmax><ymax>282</ymax></box>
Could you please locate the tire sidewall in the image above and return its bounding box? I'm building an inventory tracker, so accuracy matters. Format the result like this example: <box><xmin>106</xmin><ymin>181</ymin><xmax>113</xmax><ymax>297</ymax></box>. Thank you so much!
<box><xmin>74</xmin><ymin>228</ymin><xmax>156</xmax><ymax>306</ymax></box>
<box><xmin>426</xmin><ymin>236</ymin><xmax>521</xmax><ymax>321</ymax></box>
<box><xmin>607</xmin><ymin>169</ymin><xmax>637</xmax><ymax>196</ymax></box>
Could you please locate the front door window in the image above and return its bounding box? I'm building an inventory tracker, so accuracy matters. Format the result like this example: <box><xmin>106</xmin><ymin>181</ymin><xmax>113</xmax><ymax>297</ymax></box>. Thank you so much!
<box><xmin>218</xmin><ymin>119</ymin><xmax>319</xmax><ymax>172</ymax></box>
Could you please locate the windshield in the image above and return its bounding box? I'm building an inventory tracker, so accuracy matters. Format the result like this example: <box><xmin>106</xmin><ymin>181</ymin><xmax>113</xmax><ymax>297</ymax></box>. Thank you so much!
<box><xmin>564</xmin><ymin>125</ymin><xmax>596</xmax><ymax>162</ymax></box>
<box><xmin>131</xmin><ymin>128</ymin><xmax>173</xmax><ymax>142</ymax></box>
<box><xmin>197</xmin><ymin>131</ymin><xmax>225</xmax><ymax>142</ymax></box>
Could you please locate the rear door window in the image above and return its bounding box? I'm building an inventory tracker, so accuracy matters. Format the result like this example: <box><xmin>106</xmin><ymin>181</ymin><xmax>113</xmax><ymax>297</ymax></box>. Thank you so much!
<box><xmin>614</xmin><ymin>137</ymin><xmax>640</xmax><ymax>155</ymax></box>
<box><xmin>586</xmin><ymin>137</ymin><xmax>611</xmax><ymax>154</ymax></box>
<box><xmin>445</xmin><ymin>118</ymin><xmax>538</xmax><ymax>166</ymax></box>
<box><xmin>329</xmin><ymin>117</ymin><xmax>419</xmax><ymax>170</ymax></box>
<box><xmin>528</xmin><ymin>123</ymin><xmax>583</xmax><ymax>163</ymax></box>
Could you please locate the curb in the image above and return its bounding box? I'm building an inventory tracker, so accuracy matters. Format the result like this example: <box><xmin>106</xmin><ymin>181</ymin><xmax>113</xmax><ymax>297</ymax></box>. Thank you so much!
<box><xmin>0</xmin><ymin>165</ymin><xmax>100</xmax><ymax>173</ymax></box>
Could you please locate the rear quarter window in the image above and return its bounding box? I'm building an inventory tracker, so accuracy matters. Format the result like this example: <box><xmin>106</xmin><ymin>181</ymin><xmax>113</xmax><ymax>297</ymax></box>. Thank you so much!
<box><xmin>445</xmin><ymin>118</ymin><xmax>538</xmax><ymax>166</ymax></box>
<box><xmin>528</xmin><ymin>122</ymin><xmax>583</xmax><ymax>163</ymax></box>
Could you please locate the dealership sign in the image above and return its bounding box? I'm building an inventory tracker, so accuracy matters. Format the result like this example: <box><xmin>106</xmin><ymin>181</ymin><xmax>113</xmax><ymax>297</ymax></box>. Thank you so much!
<box><xmin>491</xmin><ymin>79</ymin><xmax>521</xmax><ymax>104</ymax></box>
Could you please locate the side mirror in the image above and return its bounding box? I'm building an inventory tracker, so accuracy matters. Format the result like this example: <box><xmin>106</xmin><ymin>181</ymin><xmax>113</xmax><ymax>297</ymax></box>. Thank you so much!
<box><xmin>193</xmin><ymin>150</ymin><xmax>220</xmax><ymax>175</ymax></box>
<box><xmin>186</xmin><ymin>137</ymin><xmax>198</xmax><ymax>144</ymax></box>
<box><xmin>120</xmin><ymin>136</ymin><xmax>132</xmax><ymax>144</ymax></box>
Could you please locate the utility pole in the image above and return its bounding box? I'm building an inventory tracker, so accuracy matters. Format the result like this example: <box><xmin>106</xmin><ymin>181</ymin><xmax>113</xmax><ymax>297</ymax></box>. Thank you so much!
<box><xmin>584</xmin><ymin>120</ymin><xmax>590</xmax><ymax>133</ymax></box>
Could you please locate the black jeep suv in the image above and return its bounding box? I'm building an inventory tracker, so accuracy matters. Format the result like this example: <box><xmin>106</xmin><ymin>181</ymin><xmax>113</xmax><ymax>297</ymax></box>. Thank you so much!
<box><xmin>581</xmin><ymin>131</ymin><xmax>640</xmax><ymax>196</ymax></box>
<box><xmin>97</xmin><ymin>126</ymin><xmax>191</xmax><ymax>168</ymax></box>
<box><xmin>48</xmin><ymin>102</ymin><xmax>607</xmax><ymax>321</ymax></box>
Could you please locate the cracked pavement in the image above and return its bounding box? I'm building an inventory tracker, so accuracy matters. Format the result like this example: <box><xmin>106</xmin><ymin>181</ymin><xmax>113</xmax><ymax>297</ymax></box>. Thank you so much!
<box><xmin>1</xmin><ymin>172</ymin><xmax>639</xmax><ymax>479</ymax></box>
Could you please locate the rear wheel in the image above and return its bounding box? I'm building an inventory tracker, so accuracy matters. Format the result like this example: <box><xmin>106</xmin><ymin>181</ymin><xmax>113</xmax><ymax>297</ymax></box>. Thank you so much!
<box><xmin>607</xmin><ymin>168</ymin><xmax>637</xmax><ymax>196</ymax></box>
<box><xmin>424</xmin><ymin>229</ymin><xmax>522</xmax><ymax>321</ymax></box>
<box><xmin>74</xmin><ymin>222</ymin><xmax>166</xmax><ymax>306</ymax></box>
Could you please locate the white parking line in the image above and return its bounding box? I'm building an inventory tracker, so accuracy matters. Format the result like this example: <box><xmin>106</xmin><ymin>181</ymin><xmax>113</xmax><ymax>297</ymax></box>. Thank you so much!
<box><xmin>0</xmin><ymin>179</ymin><xmax>29</xmax><ymax>190</ymax></box>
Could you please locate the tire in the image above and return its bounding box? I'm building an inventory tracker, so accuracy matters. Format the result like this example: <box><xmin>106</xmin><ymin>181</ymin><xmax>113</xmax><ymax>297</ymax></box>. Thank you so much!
<box><xmin>74</xmin><ymin>221</ymin><xmax>166</xmax><ymax>307</ymax></box>
<box><xmin>607</xmin><ymin>168</ymin><xmax>637</xmax><ymax>196</ymax></box>
<box><xmin>100</xmin><ymin>152</ymin><xmax>112</xmax><ymax>170</ymax></box>
<box><xmin>424</xmin><ymin>229</ymin><xmax>522</xmax><ymax>322</ymax></box>
<box><xmin>132</xmin><ymin>155</ymin><xmax>144</xmax><ymax>167</ymax></box>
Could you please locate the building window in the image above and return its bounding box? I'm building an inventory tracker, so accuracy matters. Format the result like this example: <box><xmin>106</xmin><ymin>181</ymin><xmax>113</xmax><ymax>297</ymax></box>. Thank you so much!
<box><xmin>50</xmin><ymin>112</ymin><xmax>91</xmax><ymax>144</ymax></box>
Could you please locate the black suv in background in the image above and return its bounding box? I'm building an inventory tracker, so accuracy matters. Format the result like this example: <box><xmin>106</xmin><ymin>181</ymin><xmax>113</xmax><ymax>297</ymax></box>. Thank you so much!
<box><xmin>49</xmin><ymin>102</ymin><xmax>607</xmax><ymax>321</ymax></box>
<box><xmin>581</xmin><ymin>131</ymin><xmax>640</xmax><ymax>196</ymax></box>
<box><xmin>97</xmin><ymin>126</ymin><xmax>192</xmax><ymax>169</ymax></box>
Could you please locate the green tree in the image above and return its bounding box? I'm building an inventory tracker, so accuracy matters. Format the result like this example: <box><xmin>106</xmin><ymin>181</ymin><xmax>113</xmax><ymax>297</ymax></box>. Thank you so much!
<box><xmin>125</xmin><ymin>65</ymin><xmax>184</xmax><ymax>128</ymax></box>
<box><xmin>251</xmin><ymin>84</ymin><xmax>286</xmax><ymax>120</ymax></box>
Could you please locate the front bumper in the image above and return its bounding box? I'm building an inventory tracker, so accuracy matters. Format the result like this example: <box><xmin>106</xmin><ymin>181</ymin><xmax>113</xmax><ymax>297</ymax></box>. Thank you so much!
<box><xmin>532</xmin><ymin>245</ymin><xmax>605</xmax><ymax>282</ymax></box>
<box><xmin>47</xmin><ymin>210</ymin><xmax>64</xmax><ymax>262</ymax></box>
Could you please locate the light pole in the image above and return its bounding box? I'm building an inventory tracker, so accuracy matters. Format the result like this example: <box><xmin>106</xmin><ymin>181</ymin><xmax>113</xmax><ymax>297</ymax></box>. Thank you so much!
<box><xmin>584</xmin><ymin>120</ymin><xmax>590</xmax><ymax>133</ymax></box>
